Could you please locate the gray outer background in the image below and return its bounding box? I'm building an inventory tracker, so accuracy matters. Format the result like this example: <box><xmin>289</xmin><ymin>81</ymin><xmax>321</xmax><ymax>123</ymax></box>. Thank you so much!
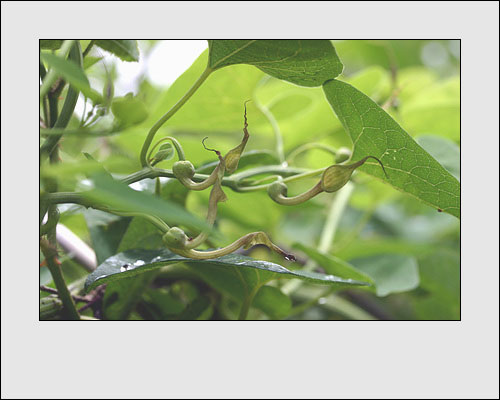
<box><xmin>2</xmin><ymin>1</ymin><xmax>498</xmax><ymax>398</ymax></box>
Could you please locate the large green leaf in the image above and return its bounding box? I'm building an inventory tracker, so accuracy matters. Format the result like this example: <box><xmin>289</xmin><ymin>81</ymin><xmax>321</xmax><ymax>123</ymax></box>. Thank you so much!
<box><xmin>102</xmin><ymin>178</ymin><xmax>189</xmax><ymax>320</ymax></box>
<box><xmin>94</xmin><ymin>40</ymin><xmax>139</xmax><ymax>62</ymax></box>
<box><xmin>40</xmin><ymin>52</ymin><xmax>102</xmax><ymax>103</ymax></box>
<box><xmin>323</xmin><ymin>79</ymin><xmax>460</xmax><ymax>218</ymax></box>
<box><xmin>85</xmin><ymin>249</ymin><xmax>370</xmax><ymax>292</ymax></box>
<box><xmin>208</xmin><ymin>40</ymin><xmax>343</xmax><ymax>87</ymax></box>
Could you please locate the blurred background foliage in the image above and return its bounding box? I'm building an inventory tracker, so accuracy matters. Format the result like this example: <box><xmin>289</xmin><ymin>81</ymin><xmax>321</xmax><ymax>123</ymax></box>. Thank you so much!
<box><xmin>40</xmin><ymin>40</ymin><xmax>460</xmax><ymax>320</ymax></box>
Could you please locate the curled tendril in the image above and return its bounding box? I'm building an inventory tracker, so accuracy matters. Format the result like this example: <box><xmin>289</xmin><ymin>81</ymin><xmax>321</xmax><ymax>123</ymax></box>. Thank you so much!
<box><xmin>147</xmin><ymin>136</ymin><xmax>185</xmax><ymax>166</ymax></box>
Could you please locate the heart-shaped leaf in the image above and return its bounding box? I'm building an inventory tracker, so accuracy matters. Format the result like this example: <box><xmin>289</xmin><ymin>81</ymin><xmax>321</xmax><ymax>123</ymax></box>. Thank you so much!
<box><xmin>323</xmin><ymin>79</ymin><xmax>460</xmax><ymax>218</ymax></box>
<box><xmin>208</xmin><ymin>40</ymin><xmax>343</xmax><ymax>87</ymax></box>
<box><xmin>85</xmin><ymin>249</ymin><xmax>371</xmax><ymax>292</ymax></box>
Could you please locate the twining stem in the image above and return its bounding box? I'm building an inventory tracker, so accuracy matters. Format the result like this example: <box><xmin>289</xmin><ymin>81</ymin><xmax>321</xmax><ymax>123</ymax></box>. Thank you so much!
<box><xmin>40</xmin><ymin>41</ymin><xmax>82</xmax><ymax>163</ymax></box>
<box><xmin>140</xmin><ymin>66</ymin><xmax>213</xmax><ymax>167</ymax></box>
<box><xmin>40</xmin><ymin>239</ymin><xmax>80</xmax><ymax>320</ymax></box>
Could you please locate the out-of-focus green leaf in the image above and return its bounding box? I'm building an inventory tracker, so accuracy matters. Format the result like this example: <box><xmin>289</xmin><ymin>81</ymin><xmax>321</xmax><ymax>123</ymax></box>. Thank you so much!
<box><xmin>293</xmin><ymin>243</ymin><xmax>374</xmax><ymax>285</ymax></box>
<box><xmin>82</xmin><ymin>173</ymin><xmax>210</xmax><ymax>233</ymax></box>
<box><xmin>252</xmin><ymin>285</ymin><xmax>291</xmax><ymax>319</ymax></box>
<box><xmin>83</xmin><ymin>56</ymin><xmax>103</xmax><ymax>70</ymax></box>
<box><xmin>323</xmin><ymin>79</ymin><xmax>460</xmax><ymax>218</ymax></box>
<box><xmin>208</xmin><ymin>40</ymin><xmax>343</xmax><ymax>87</ymax></box>
<box><xmin>84</xmin><ymin>209</ymin><xmax>131</xmax><ymax>265</ymax></box>
<box><xmin>94</xmin><ymin>40</ymin><xmax>139</xmax><ymax>62</ymax></box>
<box><xmin>400</xmin><ymin>77</ymin><xmax>460</xmax><ymax>141</ymax></box>
<box><xmin>111</xmin><ymin>94</ymin><xmax>148</xmax><ymax>127</ymax></box>
<box><xmin>416</xmin><ymin>135</ymin><xmax>460</xmax><ymax>180</ymax></box>
<box><xmin>40</xmin><ymin>40</ymin><xmax>63</xmax><ymax>50</ymax></box>
<box><xmin>334</xmin><ymin>238</ymin><xmax>436</xmax><ymax>261</ymax></box>
<box><xmin>85</xmin><ymin>249</ymin><xmax>370</xmax><ymax>292</ymax></box>
<box><xmin>40</xmin><ymin>52</ymin><xmax>103</xmax><ymax>103</ymax></box>
<box><xmin>411</xmin><ymin>249</ymin><xmax>459</xmax><ymax>320</ymax></box>
<box><xmin>349</xmin><ymin>254</ymin><xmax>419</xmax><ymax>297</ymax></box>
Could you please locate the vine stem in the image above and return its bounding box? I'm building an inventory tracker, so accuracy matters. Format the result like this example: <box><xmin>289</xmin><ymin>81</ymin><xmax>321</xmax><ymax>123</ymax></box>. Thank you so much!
<box><xmin>40</xmin><ymin>239</ymin><xmax>80</xmax><ymax>320</ymax></box>
<box><xmin>39</xmin><ymin>40</ymin><xmax>75</xmax><ymax>99</ymax></box>
<box><xmin>139</xmin><ymin>66</ymin><xmax>213</xmax><ymax>167</ymax></box>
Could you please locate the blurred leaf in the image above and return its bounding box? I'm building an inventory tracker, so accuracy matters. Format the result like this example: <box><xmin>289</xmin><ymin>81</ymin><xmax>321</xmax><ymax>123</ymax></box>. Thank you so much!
<box><xmin>40</xmin><ymin>52</ymin><xmax>103</xmax><ymax>103</ymax></box>
<box><xmin>335</xmin><ymin>238</ymin><xmax>435</xmax><ymax>261</ymax></box>
<box><xmin>177</xmin><ymin>295</ymin><xmax>213</xmax><ymax>320</ymax></box>
<box><xmin>111</xmin><ymin>94</ymin><xmax>149</xmax><ymax>127</ymax></box>
<box><xmin>208</xmin><ymin>40</ymin><xmax>343</xmax><ymax>87</ymax></box>
<box><xmin>85</xmin><ymin>249</ymin><xmax>370</xmax><ymax>292</ymax></box>
<box><xmin>416</xmin><ymin>135</ymin><xmax>460</xmax><ymax>180</ymax></box>
<box><xmin>82</xmin><ymin>173</ymin><xmax>210</xmax><ymax>233</ymax></box>
<box><xmin>40</xmin><ymin>40</ymin><xmax>63</xmax><ymax>50</ymax></box>
<box><xmin>94</xmin><ymin>40</ymin><xmax>139</xmax><ymax>62</ymax></box>
<box><xmin>412</xmin><ymin>249</ymin><xmax>459</xmax><ymax>320</ymax></box>
<box><xmin>140</xmin><ymin>287</ymin><xmax>186</xmax><ymax>320</ymax></box>
<box><xmin>252</xmin><ymin>285</ymin><xmax>291</xmax><ymax>319</ymax></box>
<box><xmin>84</xmin><ymin>209</ymin><xmax>131</xmax><ymax>264</ymax></box>
<box><xmin>323</xmin><ymin>79</ymin><xmax>460</xmax><ymax>218</ymax></box>
<box><xmin>83</xmin><ymin>56</ymin><xmax>103</xmax><ymax>70</ymax></box>
<box><xmin>400</xmin><ymin>77</ymin><xmax>460</xmax><ymax>141</ymax></box>
<box><xmin>293</xmin><ymin>242</ymin><xmax>374</xmax><ymax>284</ymax></box>
<box><xmin>350</xmin><ymin>254</ymin><xmax>419</xmax><ymax>297</ymax></box>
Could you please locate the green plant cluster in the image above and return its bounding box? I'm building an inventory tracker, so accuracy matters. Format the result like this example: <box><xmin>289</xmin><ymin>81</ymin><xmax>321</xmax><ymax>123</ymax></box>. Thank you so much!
<box><xmin>40</xmin><ymin>40</ymin><xmax>460</xmax><ymax>321</ymax></box>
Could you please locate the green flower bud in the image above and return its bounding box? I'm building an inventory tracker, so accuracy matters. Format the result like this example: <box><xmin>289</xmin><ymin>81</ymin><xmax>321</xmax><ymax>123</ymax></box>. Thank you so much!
<box><xmin>335</xmin><ymin>147</ymin><xmax>352</xmax><ymax>164</ymax></box>
<box><xmin>162</xmin><ymin>227</ymin><xmax>188</xmax><ymax>249</ymax></box>
<box><xmin>321</xmin><ymin>155</ymin><xmax>387</xmax><ymax>193</ymax></box>
<box><xmin>267</xmin><ymin>180</ymin><xmax>288</xmax><ymax>200</ymax></box>
<box><xmin>320</xmin><ymin>164</ymin><xmax>356</xmax><ymax>193</ymax></box>
<box><xmin>172</xmin><ymin>160</ymin><xmax>195</xmax><ymax>179</ymax></box>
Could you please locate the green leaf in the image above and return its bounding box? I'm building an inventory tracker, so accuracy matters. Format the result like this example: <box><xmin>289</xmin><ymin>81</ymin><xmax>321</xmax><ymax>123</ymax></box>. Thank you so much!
<box><xmin>208</xmin><ymin>40</ymin><xmax>343</xmax><ymax>87</ymax></box>
<box><xmin>40</xmin><ymin>52</ymin><xmax>103</xmax><ymax>103</ymax></box>
<box><xmin>349</xmin><ymin>254</ymin><xmax>419</xmax><ymax>297</ymax></box>
<box><xmin>412</xmin><ymin>249</ymin><xmax>459</xmax><ymax>320</ymax></box>
<box><xmin>102</xmin><ymin>179</ymin><xmax>187</xmax><ymax>320</ymax></box>
<box><xmin>111</xmin><ymin>94</ymin><xmax>149</xmax><ymax>127</ymax></box>
<box><xmin>40</xmin><ymin>40</ymin><xmax>63</xmax><ymax>50</ymax></box>
<box><xmin>94</xmin><ymin>40</ymin><xmax>139</xmax><ymax>62</ymax></box>
<box><xmin>252</xmin><ymin>286</ymin><xmax>291</xmax><ymax>319</ymax></box>
<box><xmin>323</xmin><ymin>79</ymin><xmax>460</xmax><ymax>218</ymax></box>
<box><xmin>83</xmin><ymin>56</ymin><xmax>103</xmax><ymax>70</ymax></box>
<box><xmin>84</xmin><ymin>209</ymin><xmax>131</xmax><ymax>265</ymax></box>
<box><xmin>84</xmin><ymin>249</ymin><xmax>370</xmax><ymax>292</ymax></box>
<box><xmin>82</xmin><ymin>173</ymin><xmax>210</xmax><ymax>233</ymax></box>
<box><xmin>293</xmin><ymin>243</ymin><xmax>374</xmax><ymax>285</ymax></box>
